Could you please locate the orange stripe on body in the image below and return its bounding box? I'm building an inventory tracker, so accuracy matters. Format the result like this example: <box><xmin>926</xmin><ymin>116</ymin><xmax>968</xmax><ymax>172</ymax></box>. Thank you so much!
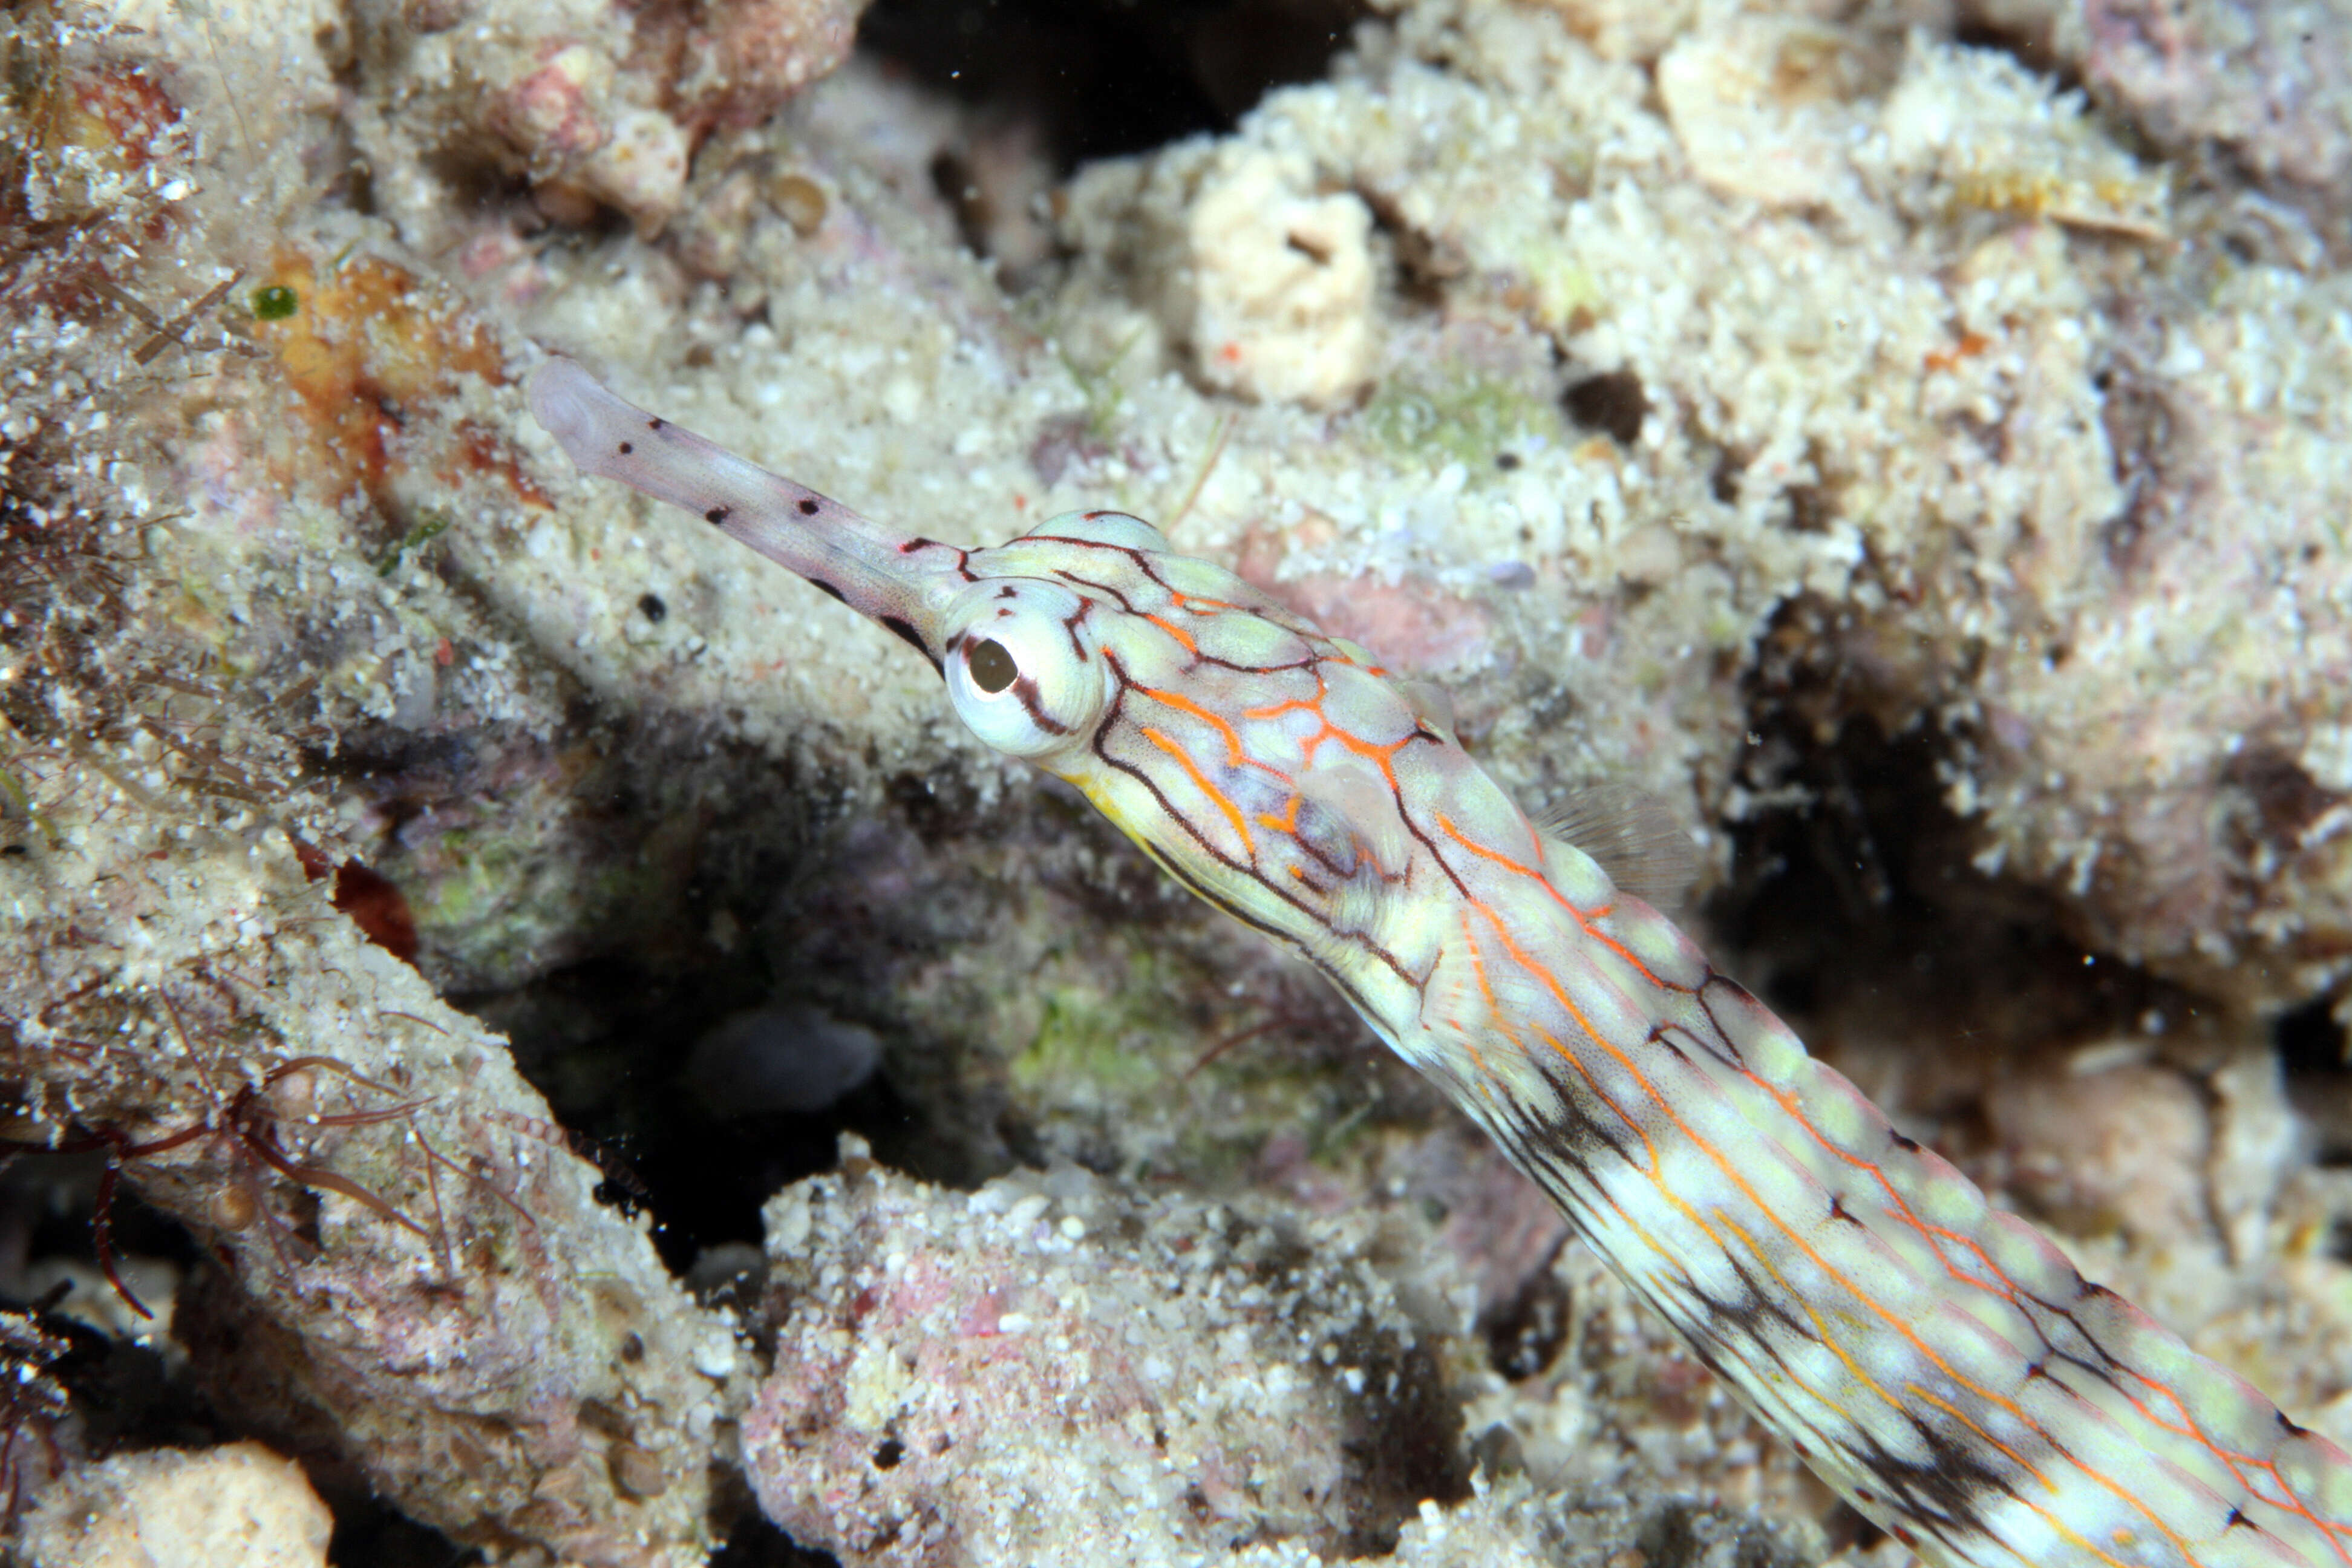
<box><xmin>1135</xmin><ymin>682</ymin><xmax>1296</xmax><ymax>786</ymax></box>
<box><xmin>1498</xmin><ymin>993</ymin><xmax>1898</xmax><ymax>1457</ymax></box>
<box><xmin>1445</xmin><ymin>907</ymin><xmax>1502</xmax><ymax>1094</ymax></box>
<box><xmin>1439</xmin><ymin>811</ymin><xmax>1693</xmax><ymax>990</ymax></box>
<box><xmin>1420</xmin><ymin>785</ymin><xmax>2154</xmax><ymax>1523</ymax></box>
<box><xmin>1143</xmin><ymin>612</ymin><xmax>1199</xmax><ymax>655</ymax></box>
<box><xmin>1437</xmin><ymin>812</ymin><xmax>1546</xmax><ymax>880</ymax></box>
<box><xmin>1472</xmin><ymin>907</ymin><xmax>2183</xmax><ymax>1564</ymax></box>
<box><xmin>1256</xmin><ymin>795</ymin><xmax>1304</xmax><ymax>837</ymax></box>
<box><xmin>1140</xmin><ymin>725</ymin><xmax>1255</xmax><ymax>854</ymax></box>
<box><xmin>1459</xmin><ymin>926</ymin><xmax>1737</xmax><ymax>1332</ymax></box>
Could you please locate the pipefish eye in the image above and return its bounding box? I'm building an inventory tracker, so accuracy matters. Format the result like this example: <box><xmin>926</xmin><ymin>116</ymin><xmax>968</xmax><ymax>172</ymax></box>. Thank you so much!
<box><xmin>943</xmin><ymin>582</ymin><xmax>1105</xmax><ymax>760</ymax></box>
<box><xmin>967</xmin><ymin>638</ymin><xmax>1017</xmax><ymax>693</ymax></box>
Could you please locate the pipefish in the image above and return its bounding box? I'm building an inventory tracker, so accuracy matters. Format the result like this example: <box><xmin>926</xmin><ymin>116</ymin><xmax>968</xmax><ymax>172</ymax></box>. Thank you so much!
<box><xmin>529</xmin><ymin>356</ymin><xmax>2352</xmax><ymax>1568</ymax></box>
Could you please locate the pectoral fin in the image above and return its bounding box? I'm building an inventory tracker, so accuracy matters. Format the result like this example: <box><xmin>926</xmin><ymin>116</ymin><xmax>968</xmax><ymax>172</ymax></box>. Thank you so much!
<box><xmin>1534</xmin><ymin>782</ymin><xmax>1697</xmax><ymax>911</ymax></box>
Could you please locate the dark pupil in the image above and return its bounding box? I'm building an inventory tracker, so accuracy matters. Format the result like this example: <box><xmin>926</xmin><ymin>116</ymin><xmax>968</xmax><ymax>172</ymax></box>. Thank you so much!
<box><xmin>967</xmin><ymin>638</ymin><xmax>1018</xmax><ymax>694</ymax></box>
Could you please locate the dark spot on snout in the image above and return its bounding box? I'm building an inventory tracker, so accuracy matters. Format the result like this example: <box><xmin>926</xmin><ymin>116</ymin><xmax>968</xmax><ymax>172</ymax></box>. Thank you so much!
<box><xmin>880</xmin><ymin>615</ymin><xmax>940</xmax><ymax>671</ymax></box>
<box><xmin>797</xmin><ymin>498</ymin><xmax>820</xmax><ymax>516</ymax></box>
<box><xmin>647</xmin><ymin>417</ymin><xmax>664</xmax><ymax>430</ymax></box>
<box><xmin>618</xmin><ymin>442</ymin><xmax>633</xmax><ymax>455</ymax></box>
<box><xmin>705</xmin><ymin>506</ymin><xmax>730</xmax><ymax>525</ymax></box>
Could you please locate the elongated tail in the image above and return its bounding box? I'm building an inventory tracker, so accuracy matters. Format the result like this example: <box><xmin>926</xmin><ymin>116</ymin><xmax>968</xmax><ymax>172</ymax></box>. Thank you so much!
<box><xmin>1394</xmin><ymin>861</ymin><xmax>2352</xmax><ymax>1568</ymax></box>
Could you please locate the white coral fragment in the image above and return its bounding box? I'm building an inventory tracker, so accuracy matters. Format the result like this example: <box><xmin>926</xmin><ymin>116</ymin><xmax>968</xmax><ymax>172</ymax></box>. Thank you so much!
<box><xmin>1184</xmin><ymin>150</ymin><xmax>1376</xmax><ymax>407</ymax></box>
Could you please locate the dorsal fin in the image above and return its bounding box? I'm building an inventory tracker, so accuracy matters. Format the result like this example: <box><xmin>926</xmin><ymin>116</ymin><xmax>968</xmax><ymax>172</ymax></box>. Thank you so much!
<box><xmin>1023</xmin><ymin>510</ymin><xmax>1170</xmax><ymax>552</ymax></box>
<box><xmin>1534</xmin><ymin>782</ymin><xmax>1699</xmax><ymax>912</ymax></box>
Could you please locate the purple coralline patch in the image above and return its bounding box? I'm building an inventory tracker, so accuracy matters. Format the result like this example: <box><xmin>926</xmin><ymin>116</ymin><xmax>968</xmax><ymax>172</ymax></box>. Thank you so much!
<box><xmin>2082</xmin><ymin>0</ymin><xmax>2352</xmax><ymax>249</ymax></box>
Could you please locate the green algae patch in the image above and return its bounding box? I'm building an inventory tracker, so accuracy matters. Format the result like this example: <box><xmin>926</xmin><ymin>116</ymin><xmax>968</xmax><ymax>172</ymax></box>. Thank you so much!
<box><xmin>1013</xmin><ymin>979</ymin><xmax>1167</xmax><ymax>1100</ymax></box>
<box><xmin>376</xmin><ymin>512</ymin><xmax>452</xmax><ymax>577</ymax></box>
<box><xmin>1360</xmin><ymin>374</ymin><xmax>1560</xmax><ymax>473</ymax></box>
<box><xmin>1002</xmin><ymin>935</ymin><xmax>1389</xmax><ymax>1186</ymax></box>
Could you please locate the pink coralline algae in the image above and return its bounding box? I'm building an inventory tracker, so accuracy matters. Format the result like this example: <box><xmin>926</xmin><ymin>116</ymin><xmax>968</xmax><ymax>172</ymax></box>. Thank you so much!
<box><xmin>2082</xmin><ymin>0</ymin><xmax>2352</xmax><ymax>249</ymax></box>
<box><xmin>744</xmin><ymin>1148</ymin><xmax>1468</xmax><ymax>1566</ymax></box>
<box><xmin>359</xmin><ymin>0</ymin><xmax>866</xmax><ymax>234</ymax></box>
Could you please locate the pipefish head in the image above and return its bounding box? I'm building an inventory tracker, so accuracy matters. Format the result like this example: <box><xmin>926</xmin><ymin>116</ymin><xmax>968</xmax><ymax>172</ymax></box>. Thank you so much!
<box><xmin>527</xmin><ymin>360</ymin><xmax>1437</xmax><ymax>950</ymax></box>
<box><xmin>944</xmin><ymin>509</ymin><xmax>1449</xmax><ymax>972</ymax></box>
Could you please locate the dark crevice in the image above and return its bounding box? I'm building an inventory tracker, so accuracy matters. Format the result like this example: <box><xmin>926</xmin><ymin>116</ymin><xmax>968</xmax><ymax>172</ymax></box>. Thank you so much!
<box><xmin>859</xmin><ymin>0</ymin><xmax>1368</xmax><ymax>171</ymax></box>
<box><xmin>457</xmin><ymin>929</ymin><xmax>921</xmax><ymax>1276</ymax></box>
<box><xmin>2277</xmin><ymin>996</ymin><xmax>2352</xmax><ymax>1166</ymax></box>
<box><xmin>1563</xmin><ymin>370</ymin><xmax>1648</xmax><ymax>445</ymax></box>
<box><xmin>712</xmin><ymin>1512</ymin><xmax>842</xmax><ymax>1568</ymax></box>
<box><xmin>2276</xmin><ymin>996</ymin><xmax>2347</xmax><ymax>1076</ymax></box>
<box><xmin>1483</xmin><ymin>1259</ymin><xmax>1570</xmax><ymax>1380</ymax></box>
<box><xmin>1710</xmin><ymin>595</ymin><xmax>2187</xmax><ymax>1127</ymax></box>
<box><xmin>1950</xmin><ymin>13</ymin><xmax>2079</xmax><ymax>91</ymax></box>
<box><xmin>325</xmin><ymin>1495</ymin><xmax>482</xmax><ymax>1568</ymax></box>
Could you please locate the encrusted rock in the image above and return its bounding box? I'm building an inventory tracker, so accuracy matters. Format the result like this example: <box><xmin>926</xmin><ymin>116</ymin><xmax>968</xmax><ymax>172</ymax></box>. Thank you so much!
<box><xmin>18</xmin><ymin>1443</ymin><xmax>332</xmax><ymax>1568</ymax></box>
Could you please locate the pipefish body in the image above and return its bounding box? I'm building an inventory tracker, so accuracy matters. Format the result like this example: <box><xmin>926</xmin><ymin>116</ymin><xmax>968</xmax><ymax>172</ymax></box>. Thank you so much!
<box><xmin>528</xmin><ymin>356</ymin><xmax>2352</xmax><ymax>1568</ymax></box>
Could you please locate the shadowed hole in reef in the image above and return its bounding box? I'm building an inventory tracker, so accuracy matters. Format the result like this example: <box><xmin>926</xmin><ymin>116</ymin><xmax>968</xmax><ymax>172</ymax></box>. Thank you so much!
<box><xmin>1483</xmin><ymin>1258</ymin><xmax>1570</xmax><ymax>1381</ymax></box>
<box><xmin>858</xmin><ymin>0</ymin><xmax>1368</xmax><ymax>276</ymax></box>
<box><xmin>0</xmin><ymin>1164</ymin><xmax>488</xmax><ymax>1566</ymax></box>
<box><xmin>860</xmin><ymin>0</ymin><xmax>1369</xmax><ymax>168</ymax></box>
<box><xmin>1563</xmin><ymin>368</ymin><xmax>1648</xmax><ymax>446</ymax></box>
<box><xmin>326</xmin><ymin>1495</ymin><xmax>483</xmax><ymax>1568</ymax></box>
<box><xmin>2276</xmin><ymin>995</ymin><xmax>2347</xmax><ymax>1076</ymax></box>
<box><xmin>2277</xmin><ymin>996</ymin><xmax>2352</xmax><ymax>1167</ymax></box>
<box><xmin>1709</xmin><ymin>596</ymin><xmax>2187</xmax><ymax>1145</ymax></box>
<box><xmin>714</xmin><ymin>1513</ymin><xmax>843</xmax><ymax>1567</ymax></box>
<box><xmin>0</xmin><ymin>1166</ymin><xmax>207</xmax><ymax>1431</ymax></box>
<box><xmin>1699</xmin><ymin>596</ymin><xmax>2208</xmax><ymax>1555</ymax></box>
<box><xmin>445</xmin><ymin>770</ymin><xmax>1180</xmax><ymax>1277</ymax></box>
<box><xmin>460</xmin><ymin>956</ymin><xmax>918</xmax><ymax>1276</ymax></box>
<box><xmin>1950</xmin><ymin>8</ymin><xmax>2080</xmax><ymax>89</ymax></box>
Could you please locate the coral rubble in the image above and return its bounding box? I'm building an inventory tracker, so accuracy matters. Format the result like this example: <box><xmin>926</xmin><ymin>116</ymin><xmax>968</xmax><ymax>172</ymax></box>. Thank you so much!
<box><xmin>5</xmin><ymin>0</ymin><xmax>2352</xmax><ymax>1560</ymax></box>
